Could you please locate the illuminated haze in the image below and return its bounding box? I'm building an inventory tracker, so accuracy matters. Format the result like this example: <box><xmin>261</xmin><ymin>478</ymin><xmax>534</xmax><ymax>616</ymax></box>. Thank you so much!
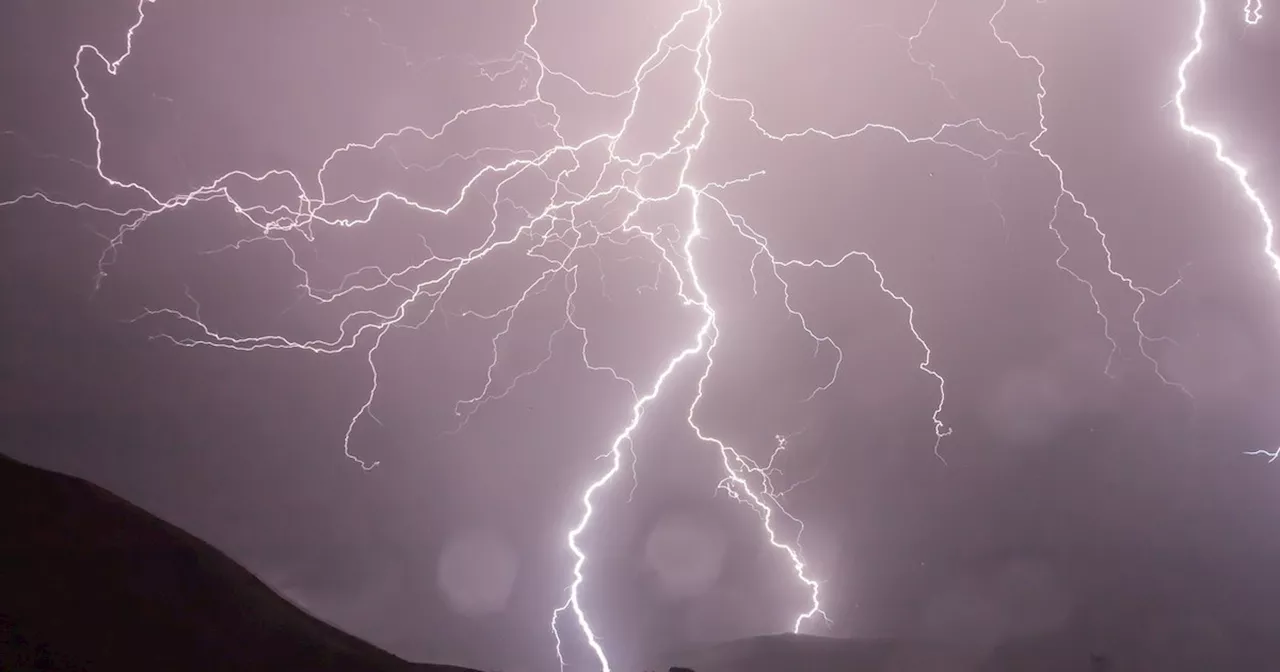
<box><xmin>2</xmin><ymin>1</ymin><xmax>1279</xmax><ymax>671</ymax></box>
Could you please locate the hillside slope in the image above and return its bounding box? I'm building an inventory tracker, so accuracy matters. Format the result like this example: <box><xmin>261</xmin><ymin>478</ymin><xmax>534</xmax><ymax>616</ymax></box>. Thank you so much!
<box><xmin>0</xmin><ymin>453</ymin><xmax>480</xmax><ymax>672</ymax></box>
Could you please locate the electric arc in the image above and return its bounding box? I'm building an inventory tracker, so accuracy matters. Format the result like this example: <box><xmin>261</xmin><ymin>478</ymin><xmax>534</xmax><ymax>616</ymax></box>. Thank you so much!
<box><xmin>1</xmin><ymin>2</ymin><xmax>1272</xmax><ymax>672</ymax></box>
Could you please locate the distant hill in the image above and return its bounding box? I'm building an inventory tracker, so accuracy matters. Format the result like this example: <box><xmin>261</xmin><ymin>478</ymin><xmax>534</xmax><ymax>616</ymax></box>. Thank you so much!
<box><xmin>658</xmin><ymin>633</ymin><xmax>906</xmax><ymax>672</ymax></box>
<box><xmin>656</xmin><ymin>627</ymin><xmax>1279</xmax><ymax>672</ymax></box>
<box><xmin>0</xmin><ymin>453</ymin><xmax>482</xmax><ymax>672</ymax></box>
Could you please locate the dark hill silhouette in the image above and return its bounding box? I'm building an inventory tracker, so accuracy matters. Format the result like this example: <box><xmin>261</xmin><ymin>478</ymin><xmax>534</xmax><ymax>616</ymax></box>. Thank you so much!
<box><xmin>0</xmin><ymin>453</ymin><xmax>480</xmax><ymax>672</ymax></box>
<box><xmin>656</xmin><ymin>627</ymin><xmax>1280</xmax><ymax>672</ymax></box>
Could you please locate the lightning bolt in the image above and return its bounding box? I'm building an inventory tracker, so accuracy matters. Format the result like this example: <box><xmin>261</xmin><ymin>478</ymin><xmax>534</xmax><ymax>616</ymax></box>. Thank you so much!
<box><xmin>9</xmin><ymin>0</ymin><xmax>1271</xmax><ymax>670</ymax></box>
<box><xmin>4</xmin><ymin>2</ymin><xmax>855</xmax><ymax>668</ymax></box>
<box><xmin>1171</xmin><ymin>0</ymin><xmax>1277</xmax><ymax>459</ymax></box>
<box><xmin>1245</xmin><ymin>0</ymin><xmax>1264</xmax><ymax>24</ymax></box>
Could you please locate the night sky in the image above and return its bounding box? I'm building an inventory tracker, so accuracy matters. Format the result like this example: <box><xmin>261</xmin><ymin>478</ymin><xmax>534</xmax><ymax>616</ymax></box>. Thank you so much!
<box><xmin>2</xmin><ymin>1</ymin><xmax>1279</xmax><ymax>671</ymax></box>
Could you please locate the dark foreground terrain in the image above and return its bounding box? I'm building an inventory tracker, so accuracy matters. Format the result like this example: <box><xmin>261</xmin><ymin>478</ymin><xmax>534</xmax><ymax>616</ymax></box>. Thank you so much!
<box><xmin>0</xmin><ymin>454</ymin><xmax>480</xmax><ymax>672</ymax></box>
<box><xmin>6</xmin><ymin>449</ymin><xmax>1276</xmax><ymax>672</ymax></box>
<box><xmin>659</xmin><ymin>628</ymin><xmax>1280</xmax><ymax>672</ymax></box>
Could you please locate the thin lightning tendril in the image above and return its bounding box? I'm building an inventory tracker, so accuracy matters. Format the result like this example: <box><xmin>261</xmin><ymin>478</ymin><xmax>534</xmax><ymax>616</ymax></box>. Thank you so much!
<box><xmin>990</xmin><ymin>1</ymin><xmax>1190</xmax><ymax>396</ymax></box>
<box><xmin>3</xmin><ymin>0</ymin><xmax>1273</xmax><ymax>670</ymax></box>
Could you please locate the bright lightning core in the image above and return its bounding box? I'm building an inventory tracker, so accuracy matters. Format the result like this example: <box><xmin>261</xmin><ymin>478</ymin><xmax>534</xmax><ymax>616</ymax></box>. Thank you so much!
<box><xmin>1175</xmin><ymin>0</ymin><xmax>1278</xmax><ymax>459</ymax></box>
<box><xmin>2</xmin><ymin>1</ymin><xmax>1275</xmax><ymax>672</ymax></box>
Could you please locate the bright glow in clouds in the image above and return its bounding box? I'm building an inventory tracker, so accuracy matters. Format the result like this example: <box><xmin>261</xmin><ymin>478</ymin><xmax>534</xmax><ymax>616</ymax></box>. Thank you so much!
<box><xmin>1</xmin><ymin>1</ymin><xmax>1274</xmax><ymax>671</ymax></box>
<box><xmin>438</xmin><ymin>529</ymin><xmax>521</xmax><ymax>618</ymax></box>
<box><xmin>643</xmin><ymin>511</ymin><xmax>728</xmax><ymax>599</ymax></box>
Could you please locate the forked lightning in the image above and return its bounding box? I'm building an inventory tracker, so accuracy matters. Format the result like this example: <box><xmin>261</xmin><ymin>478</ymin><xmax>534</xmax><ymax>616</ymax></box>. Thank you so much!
<box><xmin>1</xmin><ymin>2</ymin><xmax>1274</xmax><ymax>671</ymax></box>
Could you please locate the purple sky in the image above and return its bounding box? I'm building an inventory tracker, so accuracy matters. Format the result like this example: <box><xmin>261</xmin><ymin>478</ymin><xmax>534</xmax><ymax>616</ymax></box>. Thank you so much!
<box><xmin>2</xmin><ymin>1</ymin><xmax>1279</xmax><ymax>670</ymax></box>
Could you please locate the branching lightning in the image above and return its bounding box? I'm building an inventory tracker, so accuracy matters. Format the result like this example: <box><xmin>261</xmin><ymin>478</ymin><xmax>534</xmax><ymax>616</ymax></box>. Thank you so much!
<box><xmin>4</xmin><ymin>0</ymin><xmax>1276</xmax><ymax>670</ymax></box>
<box><xmin>989</xmin><ymin>1</ymin><xmax>1192</xmax><ymax>396</ymax></box>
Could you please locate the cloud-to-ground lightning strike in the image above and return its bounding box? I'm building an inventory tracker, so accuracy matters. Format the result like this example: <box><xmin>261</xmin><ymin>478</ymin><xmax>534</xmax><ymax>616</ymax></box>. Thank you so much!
<box><xmin>1</xmin><ymin>1</ymin><xmax>881</xmax><ymax>668</ymax></box>
<box><xmin>8</xmin><ymin>0</ymin><xmax>1276</xmax><ymax>669</ymax></box>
